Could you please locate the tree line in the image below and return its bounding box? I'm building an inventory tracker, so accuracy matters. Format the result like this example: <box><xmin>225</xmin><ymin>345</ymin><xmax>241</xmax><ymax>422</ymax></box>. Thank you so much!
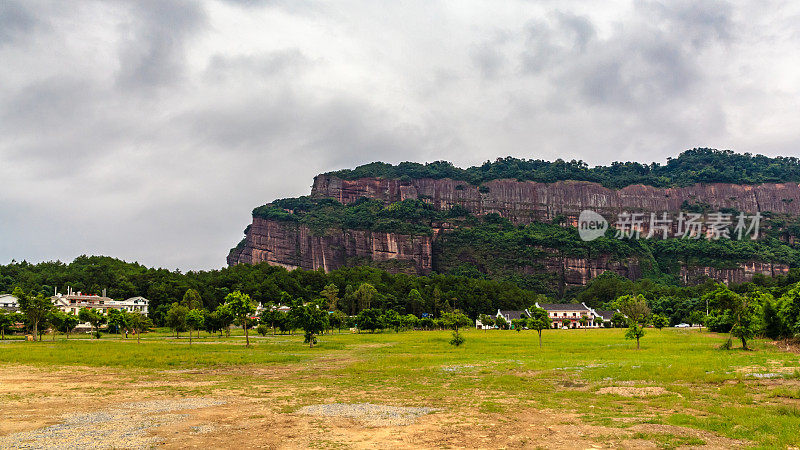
<box><xmin>327</xmin><ymin>148</ymin><xmax>800</xmax><ymax>189</ymax></box>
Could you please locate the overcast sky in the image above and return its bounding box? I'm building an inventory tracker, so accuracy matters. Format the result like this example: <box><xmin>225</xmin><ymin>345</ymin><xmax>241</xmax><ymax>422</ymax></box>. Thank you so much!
<box><xmin>1</xmin><ymin>0</ymin><xmax>799</xmax><ymax>271</ymax></box>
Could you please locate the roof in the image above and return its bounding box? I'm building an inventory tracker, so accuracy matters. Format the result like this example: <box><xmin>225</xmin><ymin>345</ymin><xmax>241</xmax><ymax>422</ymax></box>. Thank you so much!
<box><xmin>497</xmin><ymin>310</ymin><xmax>529</xmax><ymax>320</ymax></box>
<box><xmin>594</xmin><ymin>310</ymin><xmax>616</xmax><ymax>321</ymax></box>
<box><xmin>537</xmin><ymin>303</ymin><xmax>590</xmax><ymax>312</ymax></box>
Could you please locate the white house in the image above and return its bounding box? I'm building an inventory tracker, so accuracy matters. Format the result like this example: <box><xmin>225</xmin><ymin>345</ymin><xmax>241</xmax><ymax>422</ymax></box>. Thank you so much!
<box><xmin>51</xmin><ymin>289</ymin><xmax>148</xmax><ymax>316</ymax></box>
<box><xmin>476</xmin><ymin>309</ymin><xmax>531</xmax><ymax>329</ymax></box>
<box><xmin>535</xmin><ymin>302</ymin><xmax>602</xmax><ymax>328</ymax></box>
<box><xmin>0</xmin><ymin>294</ymin><xmax>19</xmax><ymax>312</ymax></box>
<box><xmin>114</xmin><ymin>296</ymin><xmax>149</xmax><ymax>314</ymax></box>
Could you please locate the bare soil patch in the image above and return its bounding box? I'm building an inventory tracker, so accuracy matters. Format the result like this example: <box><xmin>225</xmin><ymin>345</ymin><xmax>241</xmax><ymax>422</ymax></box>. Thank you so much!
<box><xmin>597</xmin><ymin>386</ymin><xmax>670</xmax><ymax>397</ymax></box>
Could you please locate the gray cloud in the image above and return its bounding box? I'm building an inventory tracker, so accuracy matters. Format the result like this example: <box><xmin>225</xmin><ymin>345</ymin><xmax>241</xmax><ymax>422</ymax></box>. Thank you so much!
<box><xmin>1</xmin><ymin>0</ymin><xmax>799</xmax><ymax>270</ymax></box>
<box><xmin>0</xmin><ymin>1</ymin><xmax>39</xmax><ymax>45</ymax></box>
<box><xmin>115</xmin><ymin>0</ymin><xmax>206</xmax><ymax>90</ymax></box>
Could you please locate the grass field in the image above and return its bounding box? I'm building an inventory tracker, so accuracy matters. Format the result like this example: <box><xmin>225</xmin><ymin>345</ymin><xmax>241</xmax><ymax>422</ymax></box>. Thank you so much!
<box><xmin>1</xmin><ymin>328</ymin><xmax>799</xmax><ymax>448</ymax></box>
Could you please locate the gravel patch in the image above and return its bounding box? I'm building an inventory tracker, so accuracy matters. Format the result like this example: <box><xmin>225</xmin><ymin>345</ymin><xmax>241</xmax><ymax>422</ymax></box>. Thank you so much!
<box><xmin>747</xmin><ymin>372</ymin><xmax>783</xmax><ymax>379</ymax></box>
<box><xmin>297</xmin><ymin>403</ymin><xmax>436</xmax><ymax>427</ymax></box>
<box><xmin>597</xmin><ymin>386</ymin><xmax>669</xmax><ymax>397</ymax></box>
<box><xmin>0</xmin><ymin>398</ymin><xmax>225</xmax><ymax>450</ymax></box>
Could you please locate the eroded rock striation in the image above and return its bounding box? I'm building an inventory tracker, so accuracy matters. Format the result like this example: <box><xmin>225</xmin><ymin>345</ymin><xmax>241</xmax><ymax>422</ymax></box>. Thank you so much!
<box><xmin>227</xmin><ymin>218</ymin><xmax>432</xmax><ymax>274</ymax></box>
<box><xmin>312</xmin><ymin>175</ymin><xmax>800</xmax><ymax>222</ymax></box>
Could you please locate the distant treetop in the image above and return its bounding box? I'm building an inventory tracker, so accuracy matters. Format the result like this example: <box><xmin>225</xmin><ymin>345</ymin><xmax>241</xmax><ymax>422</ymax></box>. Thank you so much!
<box><xmin>325</xmin><ymin>148</ymin><xmax>800</xmax><ymax>189</ymax></box>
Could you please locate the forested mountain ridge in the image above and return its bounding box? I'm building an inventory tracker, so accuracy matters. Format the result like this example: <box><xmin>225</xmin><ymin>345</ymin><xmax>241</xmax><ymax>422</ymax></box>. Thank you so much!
<box><xmin>325</xmin><ymin>148</ymin><xmax>800</xmax><ymax>189</ymax></box>
<box><xmin>230</xmin><ymin>149</ymin><xmax>800</xmax><ymax>297</ymax></box>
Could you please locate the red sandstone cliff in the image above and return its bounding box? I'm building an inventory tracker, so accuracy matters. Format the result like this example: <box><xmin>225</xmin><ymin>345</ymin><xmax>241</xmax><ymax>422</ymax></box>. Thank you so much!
<box><xmin>229</xmin><ymin>175</ymin><xmax>794</xmax><ymax>285</ymax></box>
<box><xmin>311</xmin><ymin>175</ymin><xmax>800</xmax><ymax>222</ymax></box>
<box><xmin>227</xmin><ymin>218</ymin><xmax>432</xmax><ymax>274</ymax></box>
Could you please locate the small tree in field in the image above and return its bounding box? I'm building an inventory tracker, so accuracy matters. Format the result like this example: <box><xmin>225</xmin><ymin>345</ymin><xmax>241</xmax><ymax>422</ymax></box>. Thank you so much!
<box><xmin>0</xmin><ymin>310</ymin><xmax>14</xmax><ymax>340</ymax></box>
<box><xmin>185</xmin><ymin>309</ymin><xmax>205</xmax><ymax>345</ymax></box>
<box><xmin>511</xmin><ymin>318</ymin><xmax>526</xmax><ymax>332</ymax></box>
<box><xmin>79</xmin><ymin>308</ymin><xmax>106</xmax><ymax>339</ymax></box>
<box><xmin>328</xmin><ymin>310</ymin><xmax>347</xmax><ymax>333</ymax></box>
<box><xmin>166</xmin><ymin>303</ymin><xmax>188</xmax><ymax>338</ymax></box>
<box><xmin>60</xmin><ymin>313</ymin><xmax>80</xmax><ymax>339</ymax></box>
<box><xmin>215</xmin><ymin>304</ymin><xmax>235</xmax><ymax>337</ymax></box>
<box><xmin>107</xmin><ymin>309</ymin><xmax>128</xmax><ymax>335</ymax></box>
<box><xmin>616</xmin><ymin>295</ymin><xmax>651</xmax><ymax>349</ymax></box>
<box><xmin>495</xmin><ymin>315</ymin><xmax>509</xmax><ymax>330</ymax></box>
<box><xmin>225</xmin><ymin>291</ymin><xmax>256</xmax><ymax>346</ymax></box>
<box><xmin>625</xmin><ymin>323</ymin><xmax>646</xmax><ymax>349</ymax></box>
<box><xmin>579</xmin><ymin>316</ymin><xmax>589</xmax><ymax>329</ymax></box>
<box><xmin>15</xmin><ymin>287</ymin><xmax>53</xmax><ymax>341</ymax></box>
<box><xmin>561</xmin><ymin>318</ymin><xmax>571</xmax><ymax>328</ymax></box>
<box><xmin>478</xmin><ymin>314</ymin><xmax>494</xmax><ymax>329</ymax></box>
<box><xmin>688</xmin><ymin>310</ymin><xmax>706</xmax><ymax>330</ymax></box>
<box><xmin>527</xmin><ymin>307</ymin><xmax>550</xmax><ymax>348</ymax></box>
<box><xmin>291</xmin><ymin>300</ymin><xmax>329</xmax><ymax>348</ymax></box>
<box><xmin>128</xmin><ymin>312</ymin><xmax>153</xmax><ymax>344</ymax></box>
<box><xmin>611</xmin><ymin>311</ymin><xmax>628</xmax><ymax>328</ymax></box>
<box><xmin>441</xmin><ymin>310</ymin><xmax>471</xmax><ymax>347</ymax></box>
<box><xmin>651</xmin><ymin>314</ymin><xmax>669</xmax><ymax>330</ymax></box>
<box><xmin>48</xmin><ymin>310</ymin><xmax>68</xmax><ymax>341</ymax></box>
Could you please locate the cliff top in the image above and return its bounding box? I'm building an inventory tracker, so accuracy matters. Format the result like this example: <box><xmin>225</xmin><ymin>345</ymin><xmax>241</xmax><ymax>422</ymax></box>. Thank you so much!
<box><xmin>324</xmin><ymin>148</ymin><xmax>800</xmax><ymax>189</ymax></box>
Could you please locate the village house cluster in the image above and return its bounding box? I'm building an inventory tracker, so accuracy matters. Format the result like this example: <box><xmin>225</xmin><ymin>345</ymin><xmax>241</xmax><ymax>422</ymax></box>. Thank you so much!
<box><xmin>476</xmin><ymin>302</ymin><xmax>619</xmax><ymax>329</ymax></box>
<box><xmin>0</xmin><ymin>289</ymin><xmax>148</xmax><ymax>316</ymax></box>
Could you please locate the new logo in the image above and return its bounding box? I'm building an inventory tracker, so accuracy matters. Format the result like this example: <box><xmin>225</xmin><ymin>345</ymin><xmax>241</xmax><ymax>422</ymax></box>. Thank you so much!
<box><xmin>578</xmin><ymin>210</ymin><xmax>608</xmax><ymax>241</ymax></box>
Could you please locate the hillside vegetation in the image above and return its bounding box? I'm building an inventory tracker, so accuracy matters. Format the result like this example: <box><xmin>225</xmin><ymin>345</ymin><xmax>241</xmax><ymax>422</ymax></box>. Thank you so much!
<box><xmin>327</xmin><ymin>148</ymin><xmax>800</xmax><ymax>189</ymax></box>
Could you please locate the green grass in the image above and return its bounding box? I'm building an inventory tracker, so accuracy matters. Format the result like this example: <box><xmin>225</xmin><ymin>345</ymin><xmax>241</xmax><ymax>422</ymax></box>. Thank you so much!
<box><xmin>1</xmin><ymin>328</ymin><xmax>799</xmax><ymax>447</ymax></box>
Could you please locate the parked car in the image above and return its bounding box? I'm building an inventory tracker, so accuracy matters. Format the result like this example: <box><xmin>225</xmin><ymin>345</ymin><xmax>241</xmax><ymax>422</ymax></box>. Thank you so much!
<box><xmin>674</xmin><ymin>323</ymin><xmax>690</xmax><ymax>328</ymax></box>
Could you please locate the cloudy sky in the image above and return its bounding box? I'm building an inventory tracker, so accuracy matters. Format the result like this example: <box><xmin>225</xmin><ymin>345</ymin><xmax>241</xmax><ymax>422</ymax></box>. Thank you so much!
<box><xmin>1</xmin><ymin>0</ymin><xmax>799</xmax><ymax>270</ymax></box>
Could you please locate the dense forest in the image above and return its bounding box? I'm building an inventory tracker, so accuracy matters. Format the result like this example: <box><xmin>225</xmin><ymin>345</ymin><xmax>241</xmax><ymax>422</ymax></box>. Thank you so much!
<box><xmin>327</xmin><ymin>148</ymin><xmax>800</xmax><ymax>189</ymax></box>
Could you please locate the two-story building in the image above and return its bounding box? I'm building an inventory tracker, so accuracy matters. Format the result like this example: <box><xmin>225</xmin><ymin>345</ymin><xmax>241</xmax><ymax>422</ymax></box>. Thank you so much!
<box><xmin>535</xmin><ymin>302</ymin><xmax>601</xmax><ymax>328</ymax></box>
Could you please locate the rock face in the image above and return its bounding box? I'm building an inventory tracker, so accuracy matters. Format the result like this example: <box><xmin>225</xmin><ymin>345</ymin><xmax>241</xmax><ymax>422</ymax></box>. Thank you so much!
<box><xmin>680</xmin><ymin>261</ymin><xmax>790</xmax><ymax>285</ymax></box>
<box><xmin>227</xmin><ymin>218</ymin><xmax>433</xmax><ymax>274</ymax></box>
<box><xmin>229</xmin><ymin>174</ymin><xmax>795</xmax><ymax>286</ymax></box>
<box><xmin>312</xmin><ymin>175</ymin><xmax>800</xmax><ymax>222</ymax></box>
